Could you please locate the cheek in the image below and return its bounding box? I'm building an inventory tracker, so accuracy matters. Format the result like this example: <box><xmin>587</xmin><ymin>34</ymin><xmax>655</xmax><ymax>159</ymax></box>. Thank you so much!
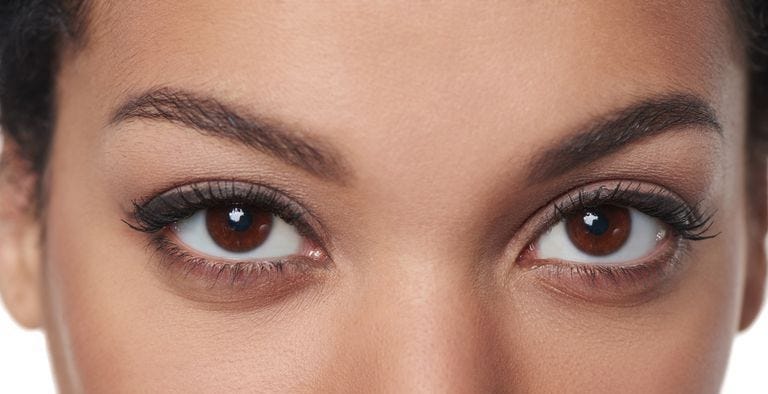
<box><xmin>499</xmin><ymin>219</ymin><xmax>745</xmax><ymax>392</ymax></box>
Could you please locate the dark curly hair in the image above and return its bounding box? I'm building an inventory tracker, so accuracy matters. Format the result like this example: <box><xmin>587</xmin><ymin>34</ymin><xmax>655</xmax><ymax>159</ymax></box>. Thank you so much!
<box><xmin>1</xmin><ymin>0</ymin><xmax>768</xmax><ymax>176</ymax></box>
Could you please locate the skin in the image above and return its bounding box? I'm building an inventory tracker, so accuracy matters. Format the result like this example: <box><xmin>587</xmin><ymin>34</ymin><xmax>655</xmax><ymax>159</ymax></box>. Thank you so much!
<box><xmin>0</xmin><ymin>0</ymin><xmax>766</xmax><ymax>392</ymax></box>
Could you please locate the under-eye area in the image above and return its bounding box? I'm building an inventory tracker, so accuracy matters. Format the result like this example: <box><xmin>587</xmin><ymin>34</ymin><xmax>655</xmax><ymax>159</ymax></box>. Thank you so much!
<box><xmin>515</xmin><ymin>181</ymin><xmax>717</xmax><ymax>305</ymax></box>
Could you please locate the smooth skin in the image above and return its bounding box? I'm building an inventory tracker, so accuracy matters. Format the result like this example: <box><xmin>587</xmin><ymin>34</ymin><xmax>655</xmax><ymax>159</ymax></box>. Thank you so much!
<box><xmin>0</xmin><ymin>1</ymin><xmax>766</xmax><ymax>392</ymax></box>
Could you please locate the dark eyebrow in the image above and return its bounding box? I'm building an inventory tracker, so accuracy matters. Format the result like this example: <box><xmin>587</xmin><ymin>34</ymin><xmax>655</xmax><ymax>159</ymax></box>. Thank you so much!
<box><xmin>526</xmin><ymin>93</ymin><xmax>722</xmax><ymax>182</ymax></box>
<box><xmin>109</xmin><ymin>88</ymin><xmax>352</xmax><ymax>183</ymax></box>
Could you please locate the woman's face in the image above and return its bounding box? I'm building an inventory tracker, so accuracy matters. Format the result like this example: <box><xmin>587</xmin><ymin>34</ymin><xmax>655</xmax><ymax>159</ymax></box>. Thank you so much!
<box><xmin>2</xmin><ymin>0</ymin><xmax>765</xmax><ymax>392</ymax></box>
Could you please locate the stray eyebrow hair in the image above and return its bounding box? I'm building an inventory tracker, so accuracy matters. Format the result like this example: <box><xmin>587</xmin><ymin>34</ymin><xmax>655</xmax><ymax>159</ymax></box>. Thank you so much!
<box><xmin>109</xmin><ymin>88</ymin><xmax>352</xmax><ymax>183</ymax></box>
<box><xmin>526</xmin><ymin>93</ymin><xmax>722</xmax><ymax>182</ymax></box>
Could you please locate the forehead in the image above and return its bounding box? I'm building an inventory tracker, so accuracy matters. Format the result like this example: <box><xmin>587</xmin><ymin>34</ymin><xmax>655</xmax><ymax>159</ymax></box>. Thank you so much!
<box><xmin>78</xmin><ymin>1</ymin><xmax>738</xmax><ymax>116</ymax></box>
<box><xmin>63</xmin><ymin>0</ymin><xmax>742</xmax><ymax>188</ymax></box>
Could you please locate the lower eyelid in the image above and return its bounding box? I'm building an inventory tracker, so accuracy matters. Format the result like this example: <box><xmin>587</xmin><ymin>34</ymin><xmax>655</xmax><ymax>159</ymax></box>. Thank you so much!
<box><xmin>144</xmin><ymin>233</ymin><xmax>331</xmax><ymax>308</ymax></box>
<box><xmin>518</xmin><ymin>236</ymin><xmax>687</xmax><ymax>306</ymax></box>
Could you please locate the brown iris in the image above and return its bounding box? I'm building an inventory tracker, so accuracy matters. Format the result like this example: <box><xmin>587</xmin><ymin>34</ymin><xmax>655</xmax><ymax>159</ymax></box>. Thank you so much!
<box><xmin>205</xmin><ymin>206</ymin><xmax>273</xmax><ymax>253</ymax></box>
<box><xmin>565</xmin><ymin>205</ymin><xmax>631</xmax><ymax>256</ymax></box>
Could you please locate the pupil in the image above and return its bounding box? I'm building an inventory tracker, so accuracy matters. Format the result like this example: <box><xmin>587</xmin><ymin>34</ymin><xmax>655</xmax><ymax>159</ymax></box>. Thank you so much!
<box><xmin>226</xmin><ymin>207</ymin><xmax>253</xmax><ymax>232</ymax></box>
<box><xmin>582</xmin><ymin>209</ymin><xmax>609</xmax><ymax>236</ymax></box>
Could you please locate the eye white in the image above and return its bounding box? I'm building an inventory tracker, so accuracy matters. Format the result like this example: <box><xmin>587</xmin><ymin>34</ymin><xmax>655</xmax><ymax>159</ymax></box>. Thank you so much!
<box><xmin>172</xmin><ymin>210</ymin><xmax>302</xmax><ymax>260</ymax></box>
<box><xmin>536</xmin><ymin>208</ymin><xmax>667</xmax><ymax>265</ymax></box>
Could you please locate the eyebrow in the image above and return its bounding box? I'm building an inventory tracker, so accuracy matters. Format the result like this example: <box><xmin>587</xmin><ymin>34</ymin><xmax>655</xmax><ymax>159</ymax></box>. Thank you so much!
<box><xmin>526</xmin><ymin>93</ymin><xmax>722</xmax><ymax>182</ymax></box>
<box><xmin>109</xmin><ymin>88</ymin><xmax>352</xmax><ymax>183</ymax></box>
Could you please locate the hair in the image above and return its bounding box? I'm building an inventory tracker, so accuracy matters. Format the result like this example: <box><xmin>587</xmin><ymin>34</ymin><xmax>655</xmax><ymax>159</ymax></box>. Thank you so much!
<box><xmin>1</xmin><ymin>1</ymin><xmax>767</xmax><ymax>176</ymax></box>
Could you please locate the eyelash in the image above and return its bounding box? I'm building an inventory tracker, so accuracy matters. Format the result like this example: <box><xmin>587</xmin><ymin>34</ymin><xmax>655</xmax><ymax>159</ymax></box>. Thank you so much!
<box><xmin>545</xmin><ymin>182</ymin><xmax>716</xmax><ymax>241</ymax></box>
<box><xmin>127</xmin><ymin>180</ymin><xmax>314</xmax><ymax>235</ymax></box>
<box><xmin>125</xmin><ymin>180</ymin><xmax>325</xmax><ymax>292</ymax></box>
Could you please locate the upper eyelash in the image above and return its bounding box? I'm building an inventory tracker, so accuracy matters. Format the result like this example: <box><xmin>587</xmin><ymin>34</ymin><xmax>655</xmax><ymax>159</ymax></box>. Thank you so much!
<box><xmin>124</xmin><ymin>180</ymin><xmax>317</xmax><ymax>239</ymax></box>
<box><xmin>547</xmin><ymin>181</ymin><xmax>717</xmax><ymax>241</ymax></box>
<box><xmin>126</xmin><ymin>180</ymin><xmax>715</xmax><ymax>263</ymax></box>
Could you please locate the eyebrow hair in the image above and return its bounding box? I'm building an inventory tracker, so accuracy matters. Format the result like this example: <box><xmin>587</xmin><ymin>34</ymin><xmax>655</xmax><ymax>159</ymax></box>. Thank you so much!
<box><xmin>526</xmin><ymin>93</ymin><xmax>722</xmax><ymax>182</ymax></box>
<box><xmin>109</xmin><ymin>87</ymin><xmax>352</xmax><ymax>183</ymax></box>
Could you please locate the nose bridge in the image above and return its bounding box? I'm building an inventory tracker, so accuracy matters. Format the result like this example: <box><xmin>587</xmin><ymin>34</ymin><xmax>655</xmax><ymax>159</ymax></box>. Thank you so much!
<box><xmin>351</xmin><ymin>251</ymin><xmax>502</xmax><ymax>393</ymax></box>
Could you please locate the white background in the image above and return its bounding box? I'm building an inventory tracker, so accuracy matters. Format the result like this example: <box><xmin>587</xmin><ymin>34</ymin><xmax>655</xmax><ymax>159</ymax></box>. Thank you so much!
<box><xmin>0</xmin><ymin>297</ymin><xmax>766</xmax><ymax>392</ymax></box>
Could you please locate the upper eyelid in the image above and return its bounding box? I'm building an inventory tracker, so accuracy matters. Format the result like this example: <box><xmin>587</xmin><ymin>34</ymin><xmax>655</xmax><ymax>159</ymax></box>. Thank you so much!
<box><xmin>126</xmin><ymin>180</ymin><xmax>713</xmax><ymax>255</ymax></box>
<box><xmin>538</xmin><ymin>181</ymin><xmax>715</xmax><ymax>238</ymax></box>
<box><xmin>132</xmin><ymin>180</ymin><xmax>282</xmax><ymax>207</ymax></box>
<box><xmin>551</xmin><ymin>183</ymin><xmax>689</xmax><ymax>219</ymax></box>
<box><xmin>132</xmin><ymin>180</ymin><xmax>304</xmax><ymax>216</ymax></box>
<box><xmin>125</xmin><ymin>180</ymin><xmax>330</xmax><ymax>244</ymax></box>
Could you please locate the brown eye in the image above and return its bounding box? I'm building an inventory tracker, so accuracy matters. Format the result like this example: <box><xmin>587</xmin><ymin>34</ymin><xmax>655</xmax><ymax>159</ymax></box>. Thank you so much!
<box><xmin>564</xmin><ymin>205</ymin><xmax>631</xmax><ymax>256</ymax></box>
<box><xmin>173</xmin><ymin>203</ymin><xmax>303</xmax><ymax>260</ymax></box>
<box><xmin>205</xmin><ymin>206</ymin><xmax>273</xmax><ymax>252</ymax></box>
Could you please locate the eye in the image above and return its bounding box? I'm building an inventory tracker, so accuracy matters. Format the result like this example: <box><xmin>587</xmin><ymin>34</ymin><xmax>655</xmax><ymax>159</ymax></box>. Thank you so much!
<box><xmin>172</xmin><ymin>205</ymin><xmax>303</xmax><ymax>260</ymax></box>
<box><xmin>515</xmin><ymin>182</ymin><xmax>716</xmax><ymax>305</ymax></box>
<box><xmin>536</xmin><ymin>204</ymin><xmax>668</xmax><ymax>264</ymax></box>
<box><xmin>126</xmin><ymin>181</ymin><xmax>331</xmax><ymax>304</ymax></box>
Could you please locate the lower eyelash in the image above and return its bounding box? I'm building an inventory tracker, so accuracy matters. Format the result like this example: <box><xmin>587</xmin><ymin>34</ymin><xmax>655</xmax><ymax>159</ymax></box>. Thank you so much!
<box><xmin>523</xmin><ymin>238</ymin><xmax>690</xmax><ymax>306</ymax></box>
<box><xmin>149</xmin><ymin>235</ymin><xmax>289</xmax><ymax>289</ymax></box>
<box><xmin>145</xmin><ymin>233</ymin><xmax>331</xmax><ymax>309</ymax></box>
